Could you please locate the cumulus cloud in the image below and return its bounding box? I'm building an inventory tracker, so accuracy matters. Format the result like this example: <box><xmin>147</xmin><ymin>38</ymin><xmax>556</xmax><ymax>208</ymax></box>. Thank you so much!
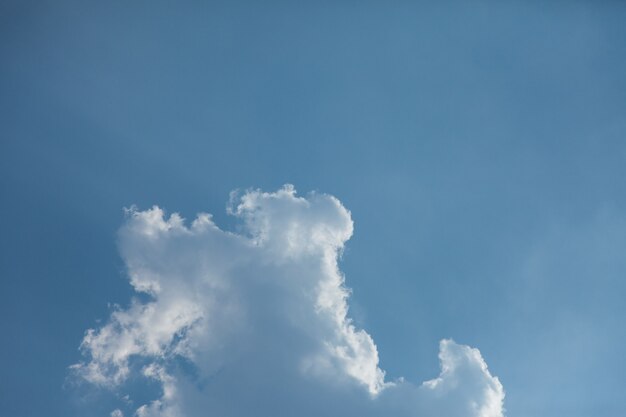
<box><xmin>72</xmin><ymin>185</ymin><xmax>504</xmax><ymax>417</ymax></box>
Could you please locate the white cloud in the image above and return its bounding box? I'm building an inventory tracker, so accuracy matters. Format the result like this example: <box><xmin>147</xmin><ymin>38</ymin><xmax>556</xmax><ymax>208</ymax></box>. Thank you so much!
<box><xmin>72</xmin><ymin>185</ymin><xmax>504</xmax><ymax>417</ymax></box>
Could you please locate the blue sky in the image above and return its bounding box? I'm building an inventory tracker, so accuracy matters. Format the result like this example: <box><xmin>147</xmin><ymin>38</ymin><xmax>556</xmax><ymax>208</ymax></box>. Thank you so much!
<box><xmin>1</xmin><ymin>1</ymin><xmax>626</xmax><ymax>416</ymax></box>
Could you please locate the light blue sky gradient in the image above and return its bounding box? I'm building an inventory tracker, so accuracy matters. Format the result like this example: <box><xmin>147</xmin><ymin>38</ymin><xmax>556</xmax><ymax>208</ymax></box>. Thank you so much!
<box><xmin>1</xmin><ymin>1</ymin><xmax>626</xmax><ymax>416</ymax></box>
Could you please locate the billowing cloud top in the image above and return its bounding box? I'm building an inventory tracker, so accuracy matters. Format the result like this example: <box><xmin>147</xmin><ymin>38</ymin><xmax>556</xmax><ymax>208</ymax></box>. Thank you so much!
<box><xmin>72</xmin><ymin>186</ymin><xmax>505</xmax><ymax>417</ymax></box>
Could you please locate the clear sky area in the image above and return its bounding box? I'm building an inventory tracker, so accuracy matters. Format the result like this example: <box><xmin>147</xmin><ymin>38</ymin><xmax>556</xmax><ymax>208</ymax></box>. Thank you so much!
<box><xmin>1</xmin><ymin>1</ymin><xmax>626</xmax><ymax>417</ymax></box>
